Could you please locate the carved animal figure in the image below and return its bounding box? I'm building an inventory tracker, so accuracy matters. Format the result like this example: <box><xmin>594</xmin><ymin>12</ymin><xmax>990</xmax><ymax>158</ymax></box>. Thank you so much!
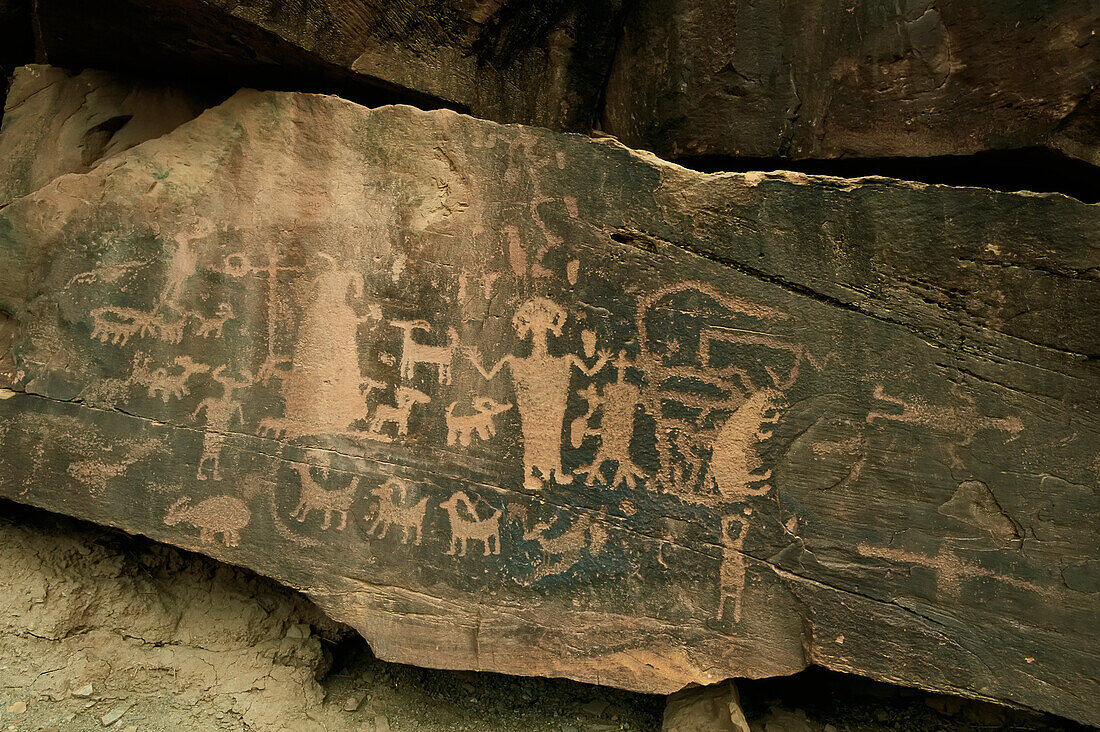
<box><xmin>165</xmin><ymin>495</ymin><xmax>250</xmax><ymax>547</ymax></box>
<box><xmin>391</xmin><ymin>320</ymin><xmax>460</xmax><ymax>384</ymax></box>
<box><xmin>366</xmin><ymin>478</ymin><xmax>430</xmax><ymax>544</ymax></box>
<box><xmin>440</xmin><ymin>491</ymin><xmax>502</xmax><ymax>557</ymax></box>
<box><xmin>709</xmin><ymin>388</ymin><xmax>784</xmax><ymax>502</ymax></box>
<box><xmin>522</xmin><ymin>513</ymin><xmax>608</xmax><ymax>583</ymax></box>
<box><xmin>90</xmin><ymin>306</ymin><xmax>160</xmax><ymax>346</ymax></box>
<box><xmin>369</xmin><ymin>387</ymin><xmax>431</xmax><ymax>440</ymax></box>
<box><xmin>289</xmin><ymin>463</ymin><xmax>359</xmax><ymax>530</ymax></box>
<box><xmin>445</xmin><ymin>397</ymin><xmax>513</xmax><ymax>446</ymax></box>
<box><xmin>131</xmin><ymin>354</ymin><xmax>211</xmax><ymax>402</ymax></box>
<box><xmin>193</xmin><ymin>302</ymin><xmax>235</xmax><ymax>339</ymax></box>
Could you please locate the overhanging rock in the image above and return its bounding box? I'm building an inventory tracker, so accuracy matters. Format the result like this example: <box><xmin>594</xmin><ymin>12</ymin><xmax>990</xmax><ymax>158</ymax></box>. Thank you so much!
<box><xmin>0</xmin><ymin>89</ymin><xmax>1096</xmax><ymax>724</ymax></box>
<box><xmin>603</xmin><ymin>0</ymin><xmax>1100</xmax><ymax>165</ymax></box>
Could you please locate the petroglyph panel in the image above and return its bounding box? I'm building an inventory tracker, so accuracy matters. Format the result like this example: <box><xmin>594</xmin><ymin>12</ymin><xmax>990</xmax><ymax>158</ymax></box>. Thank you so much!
<box><xmin>0</xmin><ymin>91</ymin><xmax>1096</xmax><ymax>724</ymax></box>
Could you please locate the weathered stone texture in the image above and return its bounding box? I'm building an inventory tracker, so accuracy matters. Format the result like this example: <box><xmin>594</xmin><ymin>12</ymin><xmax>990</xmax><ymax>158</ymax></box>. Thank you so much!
<box><xmin>0</xmin><ymin>65</ymin><xmax>208</xmax><ymax>206</ymax></box>
<box><xmin>30</xmin><ymin>0</ymin><xmax>626</xmax><ymax>131</ymax></box>
<box><xmin>0</xmin><ymin>89</ymin><xmax>1096</xmax><ymax>724</ymax></box>
<box><xmin>602</xmin><ymin>0</ymin><xmax>1100</xmax><ymax>164</ymax></box>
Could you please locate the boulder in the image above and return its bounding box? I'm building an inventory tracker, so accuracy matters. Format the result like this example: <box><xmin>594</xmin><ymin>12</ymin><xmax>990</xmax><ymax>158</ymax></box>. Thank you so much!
<box><xmin>602</xmin><ymin>0</ymin><xmax>1100</xmax><ymax>164</ymax></box>
<box><xmin>30</xmin><ymin>0</ymin><xmax>626</xmax><ymax>131</ymax></box>
<box><xmin>663</xmin><ymin>680</ymin><xmax>750</xmax><ymax>732</ymax></box>
<box><xmin>0</xmin><ymin>65</ymin><xmax>209</xmax><ymax>206</ymax></box>
<box><xmin>0</xmin><ymin>88</ymin><xmax>1096</xmax><ymax>724</ymax></box>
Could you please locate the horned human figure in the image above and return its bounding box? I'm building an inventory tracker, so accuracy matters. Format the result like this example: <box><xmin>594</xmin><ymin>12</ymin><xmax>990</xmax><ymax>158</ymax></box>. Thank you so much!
<box><xmin>466</xmin><ymin>298</ymin><xmax>609</xmax><ymax>490</ymax></box>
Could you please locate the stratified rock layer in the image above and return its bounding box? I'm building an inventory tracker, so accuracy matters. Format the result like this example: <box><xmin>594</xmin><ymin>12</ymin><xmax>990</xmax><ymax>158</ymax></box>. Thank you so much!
<box><xmin>0</xmin><ymin>89</ymin><xmax>1096</xmax><ymax>724</ymax></box>
<box><xmin>30</xmin><ymin>0</ymin><xmax>625</xmax><ymax>131</ymax></box>
<box><xmin>603</xmin><ymin>0</ymin><xmax>1100</xmax><ymax>164</ymax></box>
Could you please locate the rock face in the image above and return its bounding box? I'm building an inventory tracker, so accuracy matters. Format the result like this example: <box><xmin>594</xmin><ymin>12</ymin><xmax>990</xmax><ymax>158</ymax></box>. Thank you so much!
<box><xmin>30</xmin><ymin>0</ymin><xmax>626</xmax><ymax>131</ymax></box>
<box><xmin>0</xmin><ymin>89</ymin><xmax>1096</xmax><ymax>724</ymax></box>
<box><xmin>0</xmin><ymin>65</ymin><xmax>209</xmax><ymax>206</ymax></box>
<box><xmin>602</xmin><ymin>0</ymin><xmax>1100</xmax><ymax>164</ymax></box>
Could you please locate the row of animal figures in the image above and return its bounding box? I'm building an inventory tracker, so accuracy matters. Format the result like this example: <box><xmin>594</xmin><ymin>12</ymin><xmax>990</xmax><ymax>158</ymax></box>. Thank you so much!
<box><xmin>166</xmin><ymin>473</ymin><xmax>505</xmax><ymax>557</ymax></box>
<box><xmin>89</xmin><ymin>349</ymin><xmax>515</xmax><ymax>484</ymax></box>
<box><xmin>161</xmin><ymin>468</ymin><xmax>742</xmax><ymax>614</ymax></box>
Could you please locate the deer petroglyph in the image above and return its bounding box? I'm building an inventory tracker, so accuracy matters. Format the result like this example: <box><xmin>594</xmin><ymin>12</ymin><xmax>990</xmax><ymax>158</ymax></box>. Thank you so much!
<box><xmin>390</xmin><ymin>320</ymin><xmax>460</xmax><ymax>385</ymax></box>
<box><xmin>366</xmin><ymin>478</ymin><xmax>430</xmax><ymax>544</ymax></box>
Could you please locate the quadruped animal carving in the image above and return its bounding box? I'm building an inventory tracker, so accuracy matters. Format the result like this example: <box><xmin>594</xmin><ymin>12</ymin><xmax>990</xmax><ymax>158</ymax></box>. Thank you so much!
<box><xmin>391</xmin><ymin>320</ymin><xmax>460</xmax><ymax>384</ymax></box>
<box><xmin>445</xmin><ymin>397</ymin><xmax>513</xmax><ymax>447</ymax></box>
<box><xmin>522</xmin><ymin>512</ymin><xmax>608</xmax><ymax>583</ymax></box>
<box><xmin>369</xmin><ymin>386</ymin><xmax>431</xmax><ymax>440</ymax></box>
<box><xmin>366</xmin><ymin>478</ymin><xmax>430</xmax><ymax>544</ymax></box>
<box><xmin>165</xmin><ymin>494</ymin><xmax>250</xmax><ymax>547</ymax></box>
<box><xmin>440</xmin><ymin>491</ymin><xmax>502</xmax><ymax>557</ymax></box>
<box><xmin>289</xmin><ymin>463</ymin><xmax>359</xmax><ymax>531</ymax></box>
<box><xmin>132</xmin><ymin>354</ymin><xmax>211</xmax><ymax>403</ymax></box>
<box><xmin>192</xmin><ymin>302</ymin><xmax>235</xmax><ymax>339</ymax></box>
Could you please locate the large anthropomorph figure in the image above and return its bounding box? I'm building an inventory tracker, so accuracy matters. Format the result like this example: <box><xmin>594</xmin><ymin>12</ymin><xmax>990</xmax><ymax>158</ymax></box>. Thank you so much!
<box><xmin>468</xmin><ymin>298</ymin><xmax>608</xmax><ymax>489</ymax></box>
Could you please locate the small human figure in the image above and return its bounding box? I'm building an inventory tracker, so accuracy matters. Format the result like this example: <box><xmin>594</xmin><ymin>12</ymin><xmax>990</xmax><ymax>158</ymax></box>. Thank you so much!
<box><xmin>718</xmin><ymin>512</ymin><xmax>751</xmax><ymax>624</ymax></box>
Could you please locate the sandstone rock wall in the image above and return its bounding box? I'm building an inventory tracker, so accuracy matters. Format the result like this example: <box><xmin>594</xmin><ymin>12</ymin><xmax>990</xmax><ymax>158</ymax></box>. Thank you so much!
<box><xmin>0</xmin><ymin>84</ymin><xmax>1096</xmax><ymax>723</ymax></box>
<box><xmin>0</xmin><ymin>0</ymin><xmax>1096</xmax><ymax>726</ymax></box>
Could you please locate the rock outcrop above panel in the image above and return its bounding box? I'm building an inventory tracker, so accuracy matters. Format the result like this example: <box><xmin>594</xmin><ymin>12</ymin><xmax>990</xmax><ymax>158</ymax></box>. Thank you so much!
<box><xmin>0</xmin><ymin>65</ymin><xmax>208</xmax><ymax>206</ymax></box>
<box><xmin>0</xmin><ymin>89</ymin><xmax>1096</xmax><ymax>724</ymax></box>
<box><xmin>29</xmin><ymin>0</ymin><xmax>626</xmax><ymax>131</ymax></box>
<box><xmin>602</xmin><ymin>0</ymin><xmax>1100</xmax><ymax>164</ymax></box>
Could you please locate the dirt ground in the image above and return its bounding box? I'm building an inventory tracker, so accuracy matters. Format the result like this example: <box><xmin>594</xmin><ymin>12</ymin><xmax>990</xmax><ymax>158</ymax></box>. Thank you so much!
<box><xmin>0</xmin><ymin>500</ymin><xmax>1087</xmax><ymax>732</ymax></box>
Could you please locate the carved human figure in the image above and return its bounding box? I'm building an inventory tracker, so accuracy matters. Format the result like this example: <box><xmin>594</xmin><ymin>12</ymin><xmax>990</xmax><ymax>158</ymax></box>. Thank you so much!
<box><xmin>718</xmin><ymin>513</ymin><xmax>750</xmax><ymax>623</ymax></box>
<box><xmin>466</xmin><ymin>298</ymin><xmax>609</xmax><ymax>489</ymax></box>
<box><xmin>192</xmin><ymin>366</ymin><xmax>251</xmax><ymax>480</ymax></box>
<box><xmin>573</xmin><ymin>352</ymin><xmax>647</xmax><ymax>489</ymax></box>
<box><xmin>259</xmin><ymin>254</ymin><xmax>382</xmax><ymax>438</ymax></box>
